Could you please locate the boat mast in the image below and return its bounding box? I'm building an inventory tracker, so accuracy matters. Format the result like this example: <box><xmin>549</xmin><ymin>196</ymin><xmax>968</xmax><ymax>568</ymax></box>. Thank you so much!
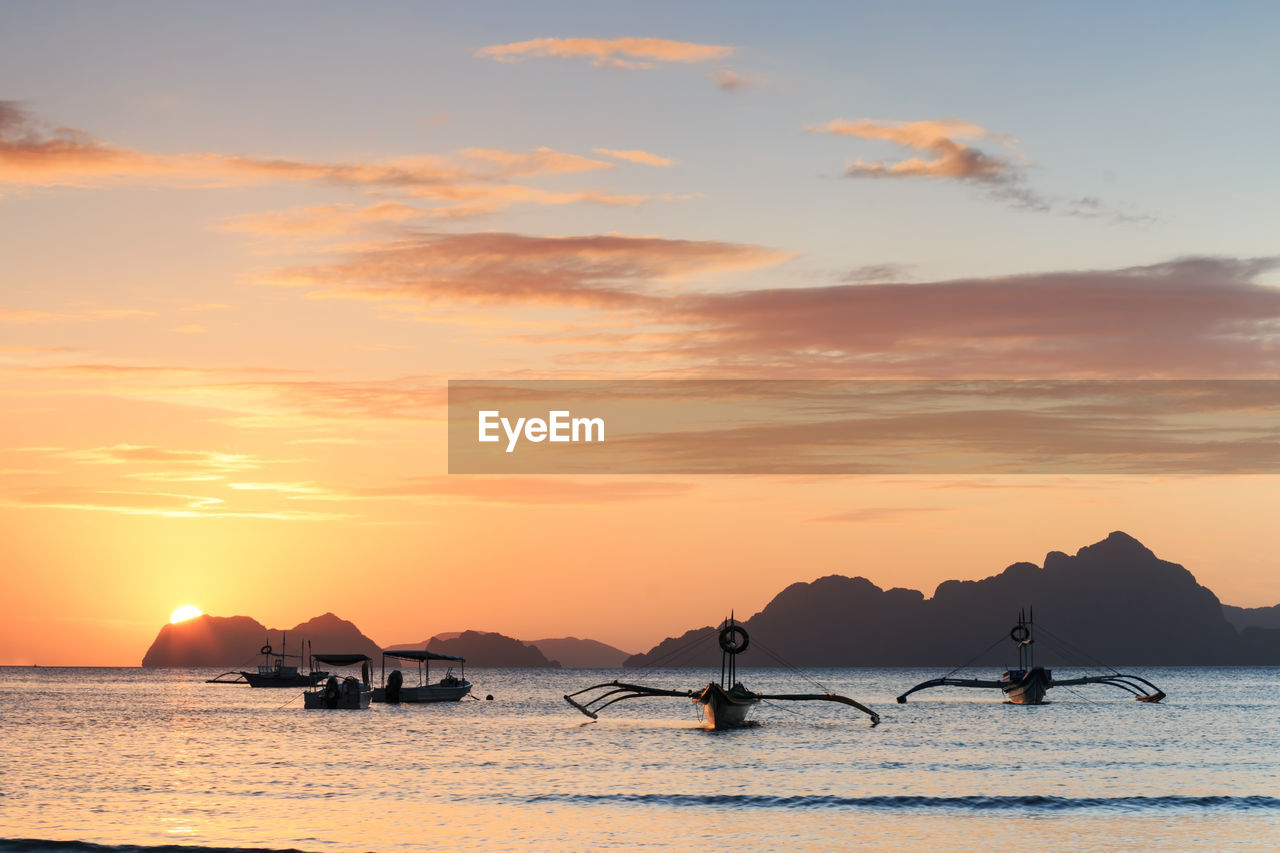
<box><xmin>1016</xmin><ymin>609</ymin><xmax>1034</xmax><ymax>670</ymax></box>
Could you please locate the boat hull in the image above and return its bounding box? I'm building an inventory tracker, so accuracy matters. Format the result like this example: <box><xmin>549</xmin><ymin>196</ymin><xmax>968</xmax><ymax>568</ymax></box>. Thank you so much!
<box><xmin>242</xmin><ymin>671</ymin><xmax>326</xmax><ymax>688</ymax></box>
<box><xmin>372</xmin><ymin>681</ymin><xmax>472</xmax><ymax>703</ymax></box>
<box><xmin>304</xmin><ymin>683</ymin><xmax>372</xmax><ymax>710</ymax></box>
<box><xmin>1001</xmin><ymin>667</ymin><xmax>1052</xmax><ymax>705</ymax></box>
<box><xmin>695</xmin><ymin>683</ymin><xmax>759</xmax><ymax>729</ymax></box>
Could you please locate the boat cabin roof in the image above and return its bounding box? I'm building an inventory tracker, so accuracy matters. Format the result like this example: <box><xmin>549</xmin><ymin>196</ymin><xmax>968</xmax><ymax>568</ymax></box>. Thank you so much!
<box><xmin>382</xmin><ymin>649</ymin><xmax>465</xmax><ymax>663</ymax></box>
<box><xmin>311</xmin><ymin>653</ymin><xmax>372</xmax><ymax>666</ymax></box>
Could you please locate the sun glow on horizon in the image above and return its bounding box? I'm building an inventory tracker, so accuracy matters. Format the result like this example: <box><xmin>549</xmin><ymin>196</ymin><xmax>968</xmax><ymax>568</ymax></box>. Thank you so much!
<box><xmin>170</xmin><ymin>605</ymin><xmax>203</xmax><ymax>624</ymax></box>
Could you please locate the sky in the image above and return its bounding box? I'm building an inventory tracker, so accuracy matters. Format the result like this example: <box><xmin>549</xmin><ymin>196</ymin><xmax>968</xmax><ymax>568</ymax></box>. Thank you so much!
<box><xmin>3</xmin><ymin>1</ymin><xmax>1280</xmax><ymax>665</ymax></box>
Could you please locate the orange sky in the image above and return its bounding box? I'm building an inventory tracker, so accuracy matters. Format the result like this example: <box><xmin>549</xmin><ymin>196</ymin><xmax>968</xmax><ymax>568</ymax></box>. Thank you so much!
<box><xmin>4</xmin><ymin>6</ymin><xmax>1280</xmax><ymax>665</ymax></box>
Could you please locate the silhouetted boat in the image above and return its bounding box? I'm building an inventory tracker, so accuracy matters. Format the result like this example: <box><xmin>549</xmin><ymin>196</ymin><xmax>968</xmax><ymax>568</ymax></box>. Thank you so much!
<box><xmin>565</xmin><ymin>616</ymin><xmax>880</xmax><ymax>729</ymax></box>
<box><xmin>303</xmin><ymin>653</ymin><xmax>373</xmax><ymax>709</ymax></box>
<box><xmin>372</xmin><ymin>649</ymin><xmax>472</xmax><ymax>703</ymax></box>
<box><xmin>896</xmin><ymin>609</ymin><xmax>1166</xmax><ymax>706</ymax></box>
<box><xmin>205</xmin><ymin>635</ymin><xmax>328</xmax><ymax>687</ymax></box>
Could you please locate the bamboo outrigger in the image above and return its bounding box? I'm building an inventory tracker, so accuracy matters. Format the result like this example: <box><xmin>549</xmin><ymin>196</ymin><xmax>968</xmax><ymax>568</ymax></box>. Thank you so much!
<box><xmin>564</xmin><ymin>616</ymin><xmax>880</xmax><ymax>729</ymax></box>
<box><xmin>896</xmin><ymin>609</ymin><xmax>1166</xmax><ymax>705</ymax></box>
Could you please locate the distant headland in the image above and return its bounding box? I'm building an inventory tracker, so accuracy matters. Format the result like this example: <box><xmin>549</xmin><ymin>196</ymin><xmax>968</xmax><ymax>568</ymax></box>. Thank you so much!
<box><xmin>142</xmin><ymin>532</ymin><xmax>1280</xmax><ymax>668</ymax></box>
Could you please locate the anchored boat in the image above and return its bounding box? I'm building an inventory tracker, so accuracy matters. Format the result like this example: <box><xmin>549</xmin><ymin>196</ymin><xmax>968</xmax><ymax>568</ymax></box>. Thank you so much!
<box><xmin>302</xmin><ymin>653</ymin><xmax>373</xmax><ymax>709</ymax></box>
<box><xmin>896</xmin><ymin>609</ymin><xmax>1166</xmax><ymax>706</ymax></box>
<box><xmin>564</xmin><ymin>616</ymin><xmax>880</xmax><ymax>729</ymax></box>
<box><xmin>372</xmin><ymin>649</ymin><xmax>472</xmax><ymax>703</ymax></box>
<box><xmin>205</xmin><ymin>635</ymin><xmax>327</xmax><ymax>687</ymax></box>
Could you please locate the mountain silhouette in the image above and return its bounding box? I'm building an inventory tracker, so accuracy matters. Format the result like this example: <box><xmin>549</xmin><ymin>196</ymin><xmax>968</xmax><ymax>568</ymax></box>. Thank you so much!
<box><xmin>1223</xmin><ymin>603</ymin><xmax>1280</xmax><ymax>631</ymax></box>
<box><xmin>625</xmin><ymin>532</ymin><xmax>1280</xmax><ymax>667</ymax></box>
<box><xmin>141</xmin><ymin>611</ymin><xmax>380</xmax><ymax>667</ymax></box>
<box><xmin>424</xmin><ymin>630</ymin><xmax>561</xmax><ymax>667</ymax></box>
<box><xmin>531</xmin><ymin>637</ymin><xmax>632</xmax><ymax>667</ymax></box>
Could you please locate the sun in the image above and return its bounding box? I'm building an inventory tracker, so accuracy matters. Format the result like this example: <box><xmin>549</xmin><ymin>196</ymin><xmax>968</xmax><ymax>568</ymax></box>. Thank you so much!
<box><xmin>170</xmin><ymin>605</ymin><xmax>203</xmax><ymax>624</ymax></box>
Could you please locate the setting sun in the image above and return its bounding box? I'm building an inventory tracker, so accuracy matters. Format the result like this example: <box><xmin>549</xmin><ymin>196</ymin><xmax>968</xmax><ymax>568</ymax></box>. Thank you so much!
<box><xmin>169</xmin><ymin>605</ymin><xmax>203</xmax><ymax>624</ymax></box>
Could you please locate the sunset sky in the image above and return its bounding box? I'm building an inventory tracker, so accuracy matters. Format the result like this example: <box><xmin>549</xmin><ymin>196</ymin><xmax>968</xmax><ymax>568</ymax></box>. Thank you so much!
<box><xmin>3</xmin><ymin>2</ymin><xmax>1280</xmax><ymax>665</ymax></box>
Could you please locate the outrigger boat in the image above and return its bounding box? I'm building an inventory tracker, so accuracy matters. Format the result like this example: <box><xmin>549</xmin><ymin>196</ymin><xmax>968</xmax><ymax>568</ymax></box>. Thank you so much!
<box><xmin>564</xmin><ymin>616</ymin><xmax>880</xmax><ymax>729</ymax></box>
<box><xmin>372</xmin><ymin>649</ymin><xmax>471</xmax><ymax>703</ymax></box>
<box><xmin>206</xmin><ymin>635</ymin><xmax>328</xmax><ymax>687</ymax></box>
<box><xmin>302</xmin><ymin>653</ymin><xmax>373</xmax><ymax>710</ymax></box>
<box><xmin>896</xmin><ymin>609</ymin><xmax>1166</xmax><ymax>706</ymax></box>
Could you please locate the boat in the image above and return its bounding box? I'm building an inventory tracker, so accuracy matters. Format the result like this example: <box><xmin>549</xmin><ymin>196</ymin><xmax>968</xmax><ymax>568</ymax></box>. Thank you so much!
<box><xmin>896</xmin><ymin>609</ymin><xmax>1166</xmax><ymax>706</ymax></box>
<box><xmin>205</xmin><ymin>635</ymin><xmax>328</xmax><ymax>687</ymax></box>
<box><xmin>564</xmin><ymin>616</ymin><xmax>880</xmax><ymax>729</ymax></box>
<box><xmin>302</xmin><ymin>653</ymin><xmax>374</xmax><ymax>709</ymax></box>
<box><xmin>372</xmin><ymin>649</ymin><xmax>472</xmax><ymax>703</ymax></box>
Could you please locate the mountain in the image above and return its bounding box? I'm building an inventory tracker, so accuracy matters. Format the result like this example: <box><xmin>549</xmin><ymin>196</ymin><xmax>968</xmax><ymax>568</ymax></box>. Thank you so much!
<box><xmin>531</xmin><ymin>637</ymin><xmax>631</xmax><ymax>667</ymax></box>
<box><xmin>141</xmin><ymin>614</ymin><xmax>270</xmax><ymax>667</ymax></box>
<box><xmin>1222</xmin><ymin>604</ymin><xmax>1280</xmax><ymax>631</ymax></box>
<box><xmin>271</xmin><ymin>612</ymin><xmax>382</xmax><ymax>660</ymax></box>
<box><xmin>626</xmin><ymin>532</ymin><xmax>1280</xmax><ymax>668</ymax></box>
<box><xmin>141</xmin><ymin>611</ymin><xmax>381</xmax><ymax>667</ymax></box>
<box><xmin>425</xmin><ymin>630</ymin><xmax>561</xmax><ymax>667</ymax></box>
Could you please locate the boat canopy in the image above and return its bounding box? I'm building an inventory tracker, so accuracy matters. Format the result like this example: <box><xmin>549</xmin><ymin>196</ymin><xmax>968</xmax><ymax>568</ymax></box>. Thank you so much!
<box><xmin>312</xmin><ymin>653</ymin><xmax>372</xmax><ymax>666</ymax></box>
<box><xmin>382</xmin><ymin>649</ymin><xmax>465</xmax><ymax>663</ymax></box>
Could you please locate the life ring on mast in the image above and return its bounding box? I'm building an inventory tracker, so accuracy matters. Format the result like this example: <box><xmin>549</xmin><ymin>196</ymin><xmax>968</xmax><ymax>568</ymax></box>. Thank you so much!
<box><xmin>260</xmin><ymin>645</ymin><xmax>273</xmax><ymax>656</ymax></box>
<box><xmin>718</xmin><ymin>624</ymin><xmax>750</xmax><ymax>654</ymax></box>
<box><xmin>1010</xmin><ymin>625</ymin><xmax>1030</xmax><ymax>643</ymax></box>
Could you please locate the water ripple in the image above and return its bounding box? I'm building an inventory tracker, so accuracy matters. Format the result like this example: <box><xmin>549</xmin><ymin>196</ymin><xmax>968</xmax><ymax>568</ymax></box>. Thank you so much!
<box><xmin>521</xmin><ymin>792</ymin><xmax>1280</xmax><ymax>811</ymax></box>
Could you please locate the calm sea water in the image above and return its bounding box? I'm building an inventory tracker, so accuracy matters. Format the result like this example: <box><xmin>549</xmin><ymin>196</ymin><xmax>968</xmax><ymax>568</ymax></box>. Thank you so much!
<box><xmin>1</xmin><ymin>666</ymin><xmax>1278</xmax><ymax>851</ymax></box>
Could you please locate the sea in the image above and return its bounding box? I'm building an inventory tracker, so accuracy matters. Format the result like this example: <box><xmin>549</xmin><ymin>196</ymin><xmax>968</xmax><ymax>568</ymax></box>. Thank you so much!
<box><xmin>1</xmin><ymin>666</ymin><xmax>1278</xmax><ymax>852</ymax></box>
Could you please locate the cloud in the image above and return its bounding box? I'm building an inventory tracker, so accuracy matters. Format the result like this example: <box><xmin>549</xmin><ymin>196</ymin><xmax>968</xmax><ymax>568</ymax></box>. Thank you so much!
<box><xmin>350</xmin><ymin>476</ymin><xmax>694</xmax><ymax>504</ymax></box>
<box><xmin>8</xmin><ymin>485</ymin><xmax>345</xmax><ymax>520</ymax></box>
<box><xmin>475</xmin><ymin>37</ymin><xmax>732</xmax><ymax>70</ymax></box>
<box><xmin>812</xmin><ymin>507</ymin><xmax>947</xmax><ymax>523</ymax></box>
<box><xmin>477</xmin><ymin>256</ymin><xmax>1280</xmax><ymax>378</ymax></box>
<box><xmin>655</xmin><ymin>256</ymin><xmax>1280</xmax><ymax>377</ymax></box>
<box><xmin>711</xmin><ymin>69</ymin><xmax>763</xmax><ymax>91</ymax></box>
<box><xmin>0</xmin><ymin>305</ymin><xmax>155</xmax><ymax>324</ymax></box>
<box><xmin>217</xmin><ymin>202</ymin><xmax>428</xmax><ymax>236</ymax></box>
<box><xmin>809</xmin><ymin>118</ymin><xmax>1017</xmax><ymax>181</ymax></box>
<box><xmin>277</xmin><ymin>231</ymin><xmax>793</xmax><ymax>307</ymax></box>
<box><xmin>808</xmin><ymin>116</ymin><xmax>1148</xmax><ymax>222</ymax></box>
<box><xmin>592</xmin><ymin>148</ymin><xmax>675</xmax><ymax>167</ymax></box>
<box><xmin>459</xmin><ymin>146</ymin><xmax>614</xmax><ymax>176</ymax></box>
<box><xmin>0</xmin><ymin>103</ymin><xmax>621</xmax><ymax>195</ymax></box>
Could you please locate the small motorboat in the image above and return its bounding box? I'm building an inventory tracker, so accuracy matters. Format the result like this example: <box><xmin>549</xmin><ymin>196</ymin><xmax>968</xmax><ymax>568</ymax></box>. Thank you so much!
<box><xmin>896</xmin><ymin>609</ymin><xmax>1166</xmax><ymax>706</ymax></box>
<box><xmin>565</xmin><ymin>616</ymin><xmax>880</xmax><ymax>729</ymax></box>
<box><xmin>302</xmin><ymin>653</ymin><xmax>374</xmax><ymax>710</ymax></box>
<box><xmin>372</xmin><ymin>649</ymin><xmax>472</xmax><ymax>703</ymax></box>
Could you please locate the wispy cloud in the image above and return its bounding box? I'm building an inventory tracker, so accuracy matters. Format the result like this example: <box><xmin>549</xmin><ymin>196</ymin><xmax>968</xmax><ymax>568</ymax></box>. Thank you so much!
<box><xmin>0</xmin><ymin>305</ymin><xmax>155</xmax><ymax>324</ymax></box>
<box><xmin>275</xmin><ymin>231</ymin><xmax>793</xmax><ymax>307</ymax></box>
<box><xmin>350</xmin><ymin>476</ymin><xmax>695</xmax><ymax>504</ymax></box>
<box><xmin>9</xmin><ymin>486</ymin><xmax>346</xmax><ymax>520</ymax></box>
<box><xmin>656</xmin><ymin>256</ymin><xmax>1280</xmax><ymax>376</ymax></box>
<box><xmin>711</xmin><ymin>69</ymin><xmax>764</xmax><ymax>91</ymax></box>
<box><xmin>592</xmin><ymin>148</ymin><xmax>675</xmax><ymax>167</ymax></box>
<box><xmin>809</xmin><ymin>118</ymin><xmax>1018</xmax><ymax>181</ymax></box>
<box><xmin>812</xmin><ymin>507</ymin><xmax>947</xmax><ymax>523</ymax></box>
<box><xmin>475</xmin><ymin>37</ymin><xmax>732</xmax><ymax>70</ymax></box>
<box><xmin>808</xmin><ymin>116</ymin><xmax>1148</xmax><ymax>222</ymax></box>
<box><xmin>474</xmin><ymin>256</ymin><xmax>1280</xmax><ymax>378</ymax></box>
<box><xmin>0</xmin><ymin>102</ymin><xmax>631</xmax><ymax>200</ymax></box>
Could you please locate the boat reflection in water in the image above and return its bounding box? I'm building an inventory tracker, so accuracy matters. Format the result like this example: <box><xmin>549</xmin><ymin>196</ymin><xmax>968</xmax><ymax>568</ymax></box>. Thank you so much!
<box><xmin>897</xmin><ymin>609</ymin><xmax>1166</xmax><ymax>706</ymax></box>
<box><xmin>565</xmin><ymin>615</ymin><xmax>880</xmax><ymax>730</ymax></box>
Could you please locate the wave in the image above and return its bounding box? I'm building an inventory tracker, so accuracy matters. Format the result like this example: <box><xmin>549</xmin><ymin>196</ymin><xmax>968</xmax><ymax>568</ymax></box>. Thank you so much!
<box><xmin>522</xmin><ymin>792</ymin><xmax>1280</xmax><ymax>811</ymax></box>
